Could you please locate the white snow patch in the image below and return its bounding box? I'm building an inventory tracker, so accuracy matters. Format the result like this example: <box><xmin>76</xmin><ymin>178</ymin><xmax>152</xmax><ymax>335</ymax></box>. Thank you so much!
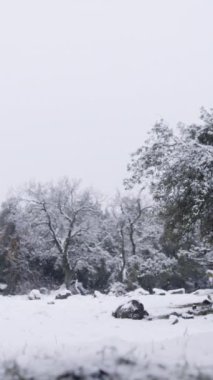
<box><xmin>28</xmin><ymin>289</ymin><xmax>41</xmax><ymax>300</ymax></box>
<box><xmin>192</xmin><ymin>288</ymin><xmax>213</xmax><ymax>296</ymax></box>
<box><xmin>153</xmin><ymin>288</ymin><xmax>167</xmax><ymax>295</ymax></box>
<box><xmin>126</xmin><ymin>288</ymin><xmax>150</xmax><ymax>297</ymax></box>
<box><xmin>0</xmin><ymin>283</ymin><xmax>7</xmax><ymax>291</ymax></box>
<box><xmin>0</xmin><ymin>292</ymin><xmax>212</xmax><ymax>378</ymax></box>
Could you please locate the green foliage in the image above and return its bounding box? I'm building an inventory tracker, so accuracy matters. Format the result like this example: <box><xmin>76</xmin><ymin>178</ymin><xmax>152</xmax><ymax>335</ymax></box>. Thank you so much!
<box><xmin>125</xmin><ymin>109</ymin><xmax>213</xmax><ymax>250</ymax></box>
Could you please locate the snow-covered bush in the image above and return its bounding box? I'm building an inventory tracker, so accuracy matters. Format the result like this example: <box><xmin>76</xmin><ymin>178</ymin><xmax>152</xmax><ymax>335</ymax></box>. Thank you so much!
<box><xmin>108</xmin><ymin>282</ymin><xmax>127</xmax><ymax>296</ymax></box>
<box><xmin>125</xmin><ymin>109</ymin><xmax>213</xmax><ymax>250</ymax></box>
<box><xmin>28</xmin><ymin>289</ymin><xmax>41</xmax><ymax>300</ymax></box>
<box><xmin>125</xmin><ymin>251</ymin><xmax>177</xmax><ymax>291</ymax></box>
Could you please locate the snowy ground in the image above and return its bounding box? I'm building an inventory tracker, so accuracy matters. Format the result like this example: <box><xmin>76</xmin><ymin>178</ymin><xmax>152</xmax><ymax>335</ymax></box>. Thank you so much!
<box><xmin>0</xmin><ymin>290</ymin><xmax>213</xmax><ymax>379</ymax></box>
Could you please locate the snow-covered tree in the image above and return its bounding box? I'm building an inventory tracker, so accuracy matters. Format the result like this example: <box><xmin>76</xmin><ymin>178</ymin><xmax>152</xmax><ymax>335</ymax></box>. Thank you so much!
<box><xmin>13</xmin><ymin>179</ymin><xmax>101</xmax><ymax>289</ymax></box>
<box><xmin>111</xmin><ymin>193</ymin><xmax>162</xmax><ymax>286</ymax></box>
<box><xmin>125</xmin><ymin>109</ymin><xmax>213</xmax><ymax>251</ymax></box>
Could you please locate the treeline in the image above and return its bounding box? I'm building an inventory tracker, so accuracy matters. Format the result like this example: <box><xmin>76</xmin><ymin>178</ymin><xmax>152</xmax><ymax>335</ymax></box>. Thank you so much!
<box><xmin>0</xmin><ymin>108</ymin><xmax>212</xmax><ymax>294</ymax></box>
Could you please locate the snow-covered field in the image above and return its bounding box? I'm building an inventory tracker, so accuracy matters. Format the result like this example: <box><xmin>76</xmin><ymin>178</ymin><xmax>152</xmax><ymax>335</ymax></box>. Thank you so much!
<box><xmin>0</xmin><ymin>291</ymin><xmax>213</xmax><ymax>379</ymax></box>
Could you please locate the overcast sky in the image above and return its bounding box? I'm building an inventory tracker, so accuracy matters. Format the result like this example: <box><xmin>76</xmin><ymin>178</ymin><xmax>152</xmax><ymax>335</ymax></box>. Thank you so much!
<box><xmin>0</xmin><ymin>0</ymin><xmax>213</xmax><ymax>200</ymax></box>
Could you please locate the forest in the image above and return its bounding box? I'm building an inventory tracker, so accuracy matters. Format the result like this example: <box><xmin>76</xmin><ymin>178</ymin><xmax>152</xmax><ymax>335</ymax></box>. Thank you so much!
<box><xmin>0</xmin><ymin>108</ymin><xmax>212</xmax><ymax>296</ymax></box>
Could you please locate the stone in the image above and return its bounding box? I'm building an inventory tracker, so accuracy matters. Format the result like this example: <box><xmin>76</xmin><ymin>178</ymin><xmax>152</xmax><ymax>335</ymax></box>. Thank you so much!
<box><xmin>202</xmin><ymin>298</ymin><xmax>212</xmax><ymax>306</ymax></box>
<box><xmin>55</xmin><ymin>290</ymin><xmax>72</xmax><ymax>300</ymax></box>
<box><xmin>169</xmin><ymin>315</ymin><xmax>179</xmax><ymax>325</ymax></box>
<box><xmin>28</xmin><ymin>289</ymin><xmax>41</xmax><ymax>300</ymax></box>
<box><xmin>182</xmin><ymin>312</ymin><xmax>194</xmax><ymax>319</ymax></box>
<box><xmin>112</xmin><ymin>300</ymin><xmax>149</xmax><ymax>320</ymax></box>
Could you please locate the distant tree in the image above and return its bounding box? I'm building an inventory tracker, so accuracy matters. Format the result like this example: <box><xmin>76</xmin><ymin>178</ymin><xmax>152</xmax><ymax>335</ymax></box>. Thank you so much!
<box><xmin>0</xmin><ymin>199</ymin><xmax>28</xmax><ymax>293</ymax></box>
<box><xmin>112</xmin><ymin>193</ymin><xmax>153</xmax><ymax>283</ymax></box>
<box><xmin>125</xmin><ymin>109</ymin><xmax>213</xmax><ymax>251</ymax></box>
<box><xmin>13</xmin><ymin>179</ymin><xmax>100</xmax><ymax>289</ymax></box>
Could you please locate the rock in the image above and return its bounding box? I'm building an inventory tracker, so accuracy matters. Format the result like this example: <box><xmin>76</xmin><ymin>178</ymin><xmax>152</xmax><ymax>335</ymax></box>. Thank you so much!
<box><xmin>112</xmin><ymin>300</ymin><xmax>149</xmax><ymax>320</ymax></box>
<box><xmin>40</xmin><ymin>287</ymin><xmax>49</xmax><ymax>295</ymax></box>
<box><xmin>169</xmin><ymin>315</ymin><xmax>179</xmax><ymax>325</ymax></box>
<box><xmin>57</xmin><ymin>368</ymin><xmax>110</xmax><ymax>380</ymax></box>
<box><xmin>47</xmin><ymin>301</ymin><xmax>55</xmax><ymax>305</ymax></box>
<box><xmin>28</xmin><ymin>289</ymin><xmax>41</xmax><ymax>300</ymax></box>
<box><xmin>192</xmin><ymin>308</ymin><xmax>213</xmax><ymax>317</ymax></box>
<box><xmin>182</xmin><ymin>312</ymin><xmax>194</xmax><ymax>319</ymax></box>
<box><xmin>168</xmin><ymin>288</ymin><xmax>185</xmax><ymax>295</ymax></box>
<box><xmin>55</xmin><ymin>290</ymin><xmax>72</xmax><ymax>300</ymax></box>
<box><xmin>202</xmin><ymin>298</ymin><xmax>212</xmax><ymax>306</ymax></box>
<box><xmin>153</xmin><ymin>288</ymin><xmax>167</xmax><ymax>296</ymax></box>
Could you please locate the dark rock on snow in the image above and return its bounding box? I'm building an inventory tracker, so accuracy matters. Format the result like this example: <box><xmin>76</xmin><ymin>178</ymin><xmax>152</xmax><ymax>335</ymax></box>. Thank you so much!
<box><xmin>112</xmin><ymin>300</ymin><xmax>149</xmax><ymax>320</ymax></box>
<box><xmin>55</xmin><ymin>290</ymin><xmax>72</xmax><ymax>300</ymax></box>
<box><xmin>181</xmin><ymin>312</ymin><xmax>194</xmax><ymax>319</ymax></box>
<box><xmin>202</xmin><ymin>298</ymin><xmax>212</xmax><ymax>306</ymax></box>
<box><xmin>57</xmin><ymin>368</ymin><xmax>110</xmax><ymax>380</ymax></box>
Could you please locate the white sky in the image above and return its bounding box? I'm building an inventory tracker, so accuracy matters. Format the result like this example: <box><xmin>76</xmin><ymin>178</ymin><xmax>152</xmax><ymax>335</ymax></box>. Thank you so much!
<box><xmin>0</xmin><ymin>0</ymin><xmax>213</xmax><ymax>200</ymax></box>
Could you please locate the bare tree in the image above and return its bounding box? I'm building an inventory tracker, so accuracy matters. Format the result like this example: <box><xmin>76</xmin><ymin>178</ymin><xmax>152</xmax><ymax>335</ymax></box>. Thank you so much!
<box><xmin>112</xmin><ymin>192</ymin><xmax>152</xmax><ymax>283</ymax></box>
<box><xmin>14</xmin><ymin>179</ymin><xmax>99</xmax><ymax>288</ymax></box>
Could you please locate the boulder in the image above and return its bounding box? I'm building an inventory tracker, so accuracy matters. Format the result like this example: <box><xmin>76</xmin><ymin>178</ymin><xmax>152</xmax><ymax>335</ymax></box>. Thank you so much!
<box><xmin>55</xmin><ymin>290</ymin><xmax>72</xmax><ymax>300</ymax></box>
<box><xmin>169</xmin><ymin>315</ymin><xmax>179</xmax><ymax>325</ymax></box>
<box><xmin>182</xmin><ymin>312</ymin><xmax>194</xmax><ymax>319</ymax></box>
<box><xmin>202</xmin><ymin>298</ymin><xmax>212</xmax><ymax>306</ymax></box>
<box><xmin>28</xmin><ymin>289</ymin><xmax>41</xmax><ymax>300</ymax></box>
<box><xmin>112</xmin><ymin>300</ymin><xmax>149</xmax><ymax>320</ymax></box>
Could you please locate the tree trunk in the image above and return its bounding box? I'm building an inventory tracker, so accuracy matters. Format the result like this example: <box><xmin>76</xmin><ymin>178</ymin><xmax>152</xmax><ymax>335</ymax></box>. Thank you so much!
<box><xmin>129</xmin><ymin>224</ymin><xmax>136</xmax><ymax>255</ymax></box>
<box><xmin>120</xmin><ymin>227</ymin><xmax>127</xmax><ymax>283</ymax></box>
<box><xmin>62</xmin><ymin>253</ymin><xmax>74</xmax><ymax>289</ymax></box>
